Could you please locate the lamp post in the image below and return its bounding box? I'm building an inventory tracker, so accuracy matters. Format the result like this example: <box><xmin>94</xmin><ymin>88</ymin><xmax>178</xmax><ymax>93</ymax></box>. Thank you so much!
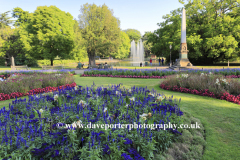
<box><xmin>169</xmin><ymin>44</ymin><xmax>172</xmax><ymax>67</ymax></box>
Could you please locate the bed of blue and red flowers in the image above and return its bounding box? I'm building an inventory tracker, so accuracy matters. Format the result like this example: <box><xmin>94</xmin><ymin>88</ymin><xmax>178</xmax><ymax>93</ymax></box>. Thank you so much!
<box><xmin>0</xmin><ymin>83</ymin><xmax>183</xmax><ymax>159</ymax></box>
<box><xmin>81</xmin><ymin>68</ymin><xmax>240</xmax><ymax>79</ymax></box>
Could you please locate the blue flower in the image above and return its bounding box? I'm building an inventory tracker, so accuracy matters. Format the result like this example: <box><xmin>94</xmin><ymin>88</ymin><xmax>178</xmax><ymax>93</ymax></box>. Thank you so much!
<box><xmin>103</xmin><ymin>144</ymin><xmax>111</xmax><ymax>155</ymax></box>
<box><xmin>121</xmin><ymin>153</ymin><xmax>133</xmax><ymax>160</ymax></box>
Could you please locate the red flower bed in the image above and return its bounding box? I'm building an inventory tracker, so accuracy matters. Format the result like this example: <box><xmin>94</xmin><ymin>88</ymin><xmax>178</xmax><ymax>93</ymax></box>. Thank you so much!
<box><xmin>81</xmin><ymin>74</ymin><xmax>168</xmax><ymax>79</ymax></box>
<box><xmin>0</xmin><ymin>82</ymin><xmax>76</xmax><ymax>101</ymax></box>
<box><xmin>160</xmin><ymin>84</ymin><xmax>240</xmax><ymax>105</ymax></box>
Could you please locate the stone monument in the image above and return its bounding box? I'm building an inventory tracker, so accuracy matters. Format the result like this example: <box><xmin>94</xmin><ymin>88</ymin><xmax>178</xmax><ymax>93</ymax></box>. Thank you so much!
<box><xmin>174</xmin><ymin>8</ymin><xmax>192</xmax><ymax>67</ymax></box>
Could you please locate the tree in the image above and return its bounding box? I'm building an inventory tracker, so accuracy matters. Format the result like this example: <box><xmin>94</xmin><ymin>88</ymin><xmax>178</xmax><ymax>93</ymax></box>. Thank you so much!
<box><xmin>142</xmin><ymin>32</ymin><xmax>153</xmax><ymax>58</ymax></box>
<box><xmin>111</xmin><ymin>31</ymin><xmax>130</xmax><ymax>59</ymax></box>
<box><xmin>0</xmin><ymin>27</ymin><xmax>25</xmax><ymax>61</ymax></box>
<box><xmin>0</xmin><ymin>11</ymin><xmax>14</xmax><ymax>28</ymax></box>
<box><xmin>147</xmin><ymin>0</ymin><xmax>240</xmax><ymax>65</ymax></box>
<box><xmin>69</xmin><ymin>20</ymin><xmax>87</xmax><ymax>62</ymax></box>
<box><xmin>78</xmin><ymin>3</ymin><xmax>121</xmax><ymax>66</ymax></box>
<box><xmin>13</xmin><ymin>6</ymin><xmax>75</xmax><ymax>66</ymax></box>
<box><xmin>124</xmin><ymin>29</ymin><xmax>141</xmax><ymax>42</ymax></box>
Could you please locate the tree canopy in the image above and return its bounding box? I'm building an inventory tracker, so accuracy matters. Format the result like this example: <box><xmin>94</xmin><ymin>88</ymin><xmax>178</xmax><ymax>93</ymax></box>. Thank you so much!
<box><xmin>78</xmin><ymin>3</ymin><xmax>121</xmax><ymax>65</ymax></box>
<box><xmin>13</xmin><ymin>6</ymin><xmax>75</xmax><ymax>66</ymax></box>
<box><xmin>111</xmin><ymin>31</ymin><xmax>131</xmax><ymax>59</ymax></box>
<box><xmin>124</xmin><ymin>29</ymin><xmax>141</xmax><ymax>43</ymax></box>
<box><xmin>0</xmin><ymin>11</ymin><xmax>13</xmax><ymax>29</ymax></box>
<box><xmin>147</xmin><ymin>0</ymin><xmax>240</xmax><ymax>64</ymax></box>
<box><xmin>69</xmin><ymin>20</ymin><xmax>87</xmax><ymax>62</ymax></box>
<box><xmin>142</xmin><ymin>32</ymin><xmax>153</xmax><ymax>58</ymax></box>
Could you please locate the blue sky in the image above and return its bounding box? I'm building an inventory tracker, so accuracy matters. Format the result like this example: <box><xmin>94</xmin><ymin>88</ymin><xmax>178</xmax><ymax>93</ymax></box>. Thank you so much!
<box><xmin>0</xmin><ymin>0</ymin><xmax>184</xmax><ymax>35</ymax></box>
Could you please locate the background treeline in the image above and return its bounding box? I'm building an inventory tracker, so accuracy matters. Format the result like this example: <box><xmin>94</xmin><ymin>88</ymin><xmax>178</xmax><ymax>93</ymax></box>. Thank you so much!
<box><xmin>145</xmin><ymin>0</ymin><xmax>240</xmax><ymax>65</ymax></box>
<box><xmin>0</xmin><ymin>4</ymin><xmax>141</xmax><ymax>66</ymax></box>
<box><xmin>1</xmin><ymin>0</ymin><xmax>240</xmax><ymax>66</ymax></box>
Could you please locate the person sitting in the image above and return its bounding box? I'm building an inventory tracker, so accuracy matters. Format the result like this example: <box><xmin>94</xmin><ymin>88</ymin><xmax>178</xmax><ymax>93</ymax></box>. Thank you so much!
<box><xmin>104</xmin><ymin>62</ymin><xmax>108</xmax><ymax>69</ymax></box>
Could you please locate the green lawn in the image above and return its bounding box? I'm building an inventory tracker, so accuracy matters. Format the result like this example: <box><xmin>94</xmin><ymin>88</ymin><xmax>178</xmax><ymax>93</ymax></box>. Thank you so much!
<box><xmin>0</xmin><ymin>76</ymin><xmax>239</xmax><ymax>159</ymax></box>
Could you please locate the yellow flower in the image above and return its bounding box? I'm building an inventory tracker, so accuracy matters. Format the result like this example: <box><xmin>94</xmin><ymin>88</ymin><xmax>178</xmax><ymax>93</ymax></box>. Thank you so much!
<box><xmin>148</xmin><ymin>112</ymin><xmax>152</xmax><ymax>117</ymax></box>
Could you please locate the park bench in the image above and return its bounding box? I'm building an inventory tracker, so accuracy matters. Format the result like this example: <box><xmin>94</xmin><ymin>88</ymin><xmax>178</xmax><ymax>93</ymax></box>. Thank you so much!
<box><xmin>42</xmin><ymin>65</ymin><xmax>65</xmax><ymax>70</ymax></box>
<box><xmin>11</xmin><ymin>65</ymin><xmax>31</xmax><ymax>70</ymax></box>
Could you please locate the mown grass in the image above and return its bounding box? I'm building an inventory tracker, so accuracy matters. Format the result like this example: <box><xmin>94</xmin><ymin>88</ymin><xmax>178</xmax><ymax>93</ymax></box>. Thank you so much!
<box><xmin>0</xmin><ymin>76</ymin><xmax>239</xmax><ymax>159</ymax></box>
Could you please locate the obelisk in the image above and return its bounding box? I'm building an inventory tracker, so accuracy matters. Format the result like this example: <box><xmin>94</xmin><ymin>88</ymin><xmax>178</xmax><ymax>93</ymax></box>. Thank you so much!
<box><xmin>175</xmin><ymin>8</ymin><xmax>192</xmax><ymax>67</ymax></box>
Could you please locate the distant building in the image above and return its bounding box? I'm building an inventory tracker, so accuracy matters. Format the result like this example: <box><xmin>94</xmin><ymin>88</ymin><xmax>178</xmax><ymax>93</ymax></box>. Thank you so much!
<box><xmin>150</xmin><ymin>54</ymin><xmax>156</xmax><ymax>59</ymax></box>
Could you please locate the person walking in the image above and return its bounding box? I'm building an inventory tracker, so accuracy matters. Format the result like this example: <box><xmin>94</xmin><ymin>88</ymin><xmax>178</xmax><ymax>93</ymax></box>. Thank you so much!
<box><xmin>161</xmin><ymin>58</ymin><xmax>164</xmax><ymax>66</ymax></box>
<box><xmin>150</xmin><ymin>58</ymin><xmax>152</xmax><ymax>66</ymax></box>
<box><xmin>158</xmin><ymin>57</ymin><xmax>161</xmax><ymax>66</ymax></box>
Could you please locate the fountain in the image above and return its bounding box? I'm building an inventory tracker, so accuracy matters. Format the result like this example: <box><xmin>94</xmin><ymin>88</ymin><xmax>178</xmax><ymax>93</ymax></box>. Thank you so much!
<box><xmin>130</xmin><ymin>39</ymin><xmax>144</xmax><ymax>66</ymax></box>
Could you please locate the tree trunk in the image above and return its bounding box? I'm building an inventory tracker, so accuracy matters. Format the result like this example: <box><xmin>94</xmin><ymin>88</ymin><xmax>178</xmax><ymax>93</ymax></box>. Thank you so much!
<box><xmin>50</xmin><ymin>59</ymin><xmax>53</xmax><ymax>66</ymax></box>
<box><xmin>88</xmin><ymin>52</ymin><xmax>96</xmax><ymax>66</ymax></box>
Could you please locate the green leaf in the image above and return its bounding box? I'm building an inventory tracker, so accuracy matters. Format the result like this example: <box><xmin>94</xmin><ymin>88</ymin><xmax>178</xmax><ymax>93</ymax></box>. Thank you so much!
<box><xmin>126</xmin><ymin>96</ymin><xmax>130</xmax><ymax>104</ymax></box>
<box><xmin>33</xmin><ymin>108</ymin><xmax>39</xmax><ymax>118</ymax></box>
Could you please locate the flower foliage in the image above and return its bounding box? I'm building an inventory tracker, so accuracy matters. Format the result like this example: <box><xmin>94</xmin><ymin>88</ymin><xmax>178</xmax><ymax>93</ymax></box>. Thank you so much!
<box><xmin>0</xmin><ymin>84</ymin><xmax>183</xmax><ymax>159</ymax></box>
<box><xmin>0</xmin><ymin>71</ymin><xmax>75</xmax><ymax>101</ymax></box>
<box><xmin>83</xmin><ymin>68</ymin><xmax>240</xmax><ymax>79</ymax></box>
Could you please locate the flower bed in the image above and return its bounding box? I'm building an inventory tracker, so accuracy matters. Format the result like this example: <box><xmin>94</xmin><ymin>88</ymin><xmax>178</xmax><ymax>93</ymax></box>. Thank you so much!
<box><xmin>0</xmin><ymin>82</ymin><xmax>76</xmax><ymax>101</ymax></box>
<box><xmin>83</xmin><ymin>69</ymin><xmax>178</xmax><ymax>77</ymax></box>
<box><xmin>0</xmin><ymin>84</ymin><xmax>183</xmax><ymax>159</ymax></box>
<box><xmin>160</xmin><ymin>73</ymin><xmax>240</xmax><ymax>105</ymax></box>
<box><xmin>81</xmin><ymin>73</ymin><xmax>168</xmax><ymax>79</ymax></box>
<box><xmin>0</xmin><ymin>72</ymin><xmax>75</xmax><ymax>101</ymax></box>
<box><xmin>82</xmin><ymin>68</ymin><xmax>240</xmax><ymax>79</ymax></box>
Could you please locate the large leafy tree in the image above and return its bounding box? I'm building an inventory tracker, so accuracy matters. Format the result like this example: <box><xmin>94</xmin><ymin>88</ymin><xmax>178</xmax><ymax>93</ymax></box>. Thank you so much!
<box><xmin>142</xmin><ymin>32</ymin><xmax>153</xmax><ymax>58</ymax></box>
<box><xmin>13</xmin><ymin>6</ymin><xmax>75</xmax><ymax>66</ymax></box>
<box><xmin>69</xmin><ymin>20</ymin><xmax>87</xmax><ymax>62</ymax></box>
<box><xmin>147</xmin><ymin>0</ymin><xmax>240</xmax><ymax>65</ymax></box>
<box><xmin>124</xmin><ymin>29</ymin><xmax>141</xmax><ymax>43</ymax></box>
<box><xmin>111</xmin><ymin>31</ymin><xmax>131</xmax><ymax>59</ymax></box>
<box><xmin>0</xmin><ymin>27</ymin><xmax>25</xmax><ymax>61</ymax></box>
<box><xmin>0</xmin><ymin>11</ymin><xmax>24</xmax><ymax>66</ymax></box>
<box><xmin>0</xmin><ymin>11</ymin><xmax>13</xmax><ymax>28</ymax></box>
<box><xmin>78</xmin><ymin>3</ymin><xmax>121</xmax><ymax>66</ymax></box>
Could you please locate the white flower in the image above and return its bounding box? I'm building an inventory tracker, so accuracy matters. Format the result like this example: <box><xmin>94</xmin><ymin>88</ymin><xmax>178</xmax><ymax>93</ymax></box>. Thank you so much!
<box><xmin>126</xmin><ymin>104</ymin><xmax>129</xmax><ymax>108</ymax></box>
<box><xmin>129</xmin><ymin>97</ymin><xmax>135</xmax><ymax>101</ymax></box>
<box><xmin>55</xmin><ymin>74</ymin><xmax>61</xmax><ymax>76</ymax></box>
<box><xmin>116</xmin><ymin>91</ymin><xmax>122</xmax><ymax>96</ymax></box>
<box><xmin>39</xmin><ymin>109</ymin><xmax>44</xmax><ymax>113</ymax></box>
<box><xmin>128</xmin><ymin>89</ymin><xmax>132</xmax><ymax>93</ymax></box>
<box><xmin>148</xmin><ymin>92</ymin><xmax>155</xmax><ymax>97</ymax></box>
<box><xmin>156</xmin><ymin>96</ymin><xmax>164</xmax><ymax>102</ymax></box>
<box><xmin>176</xmin><ymin>74</ymin><xmax>179</xmax><ymax>78</ymax></box>
<box><xmin>54</xmin><ymin>94</ymin><xmax>59</xmax><ymax>101</ymax></box>
<box><xmin>181</xmin><ymin>74</ymin><xmax>188</xmax><ymax>78</ymax></box>
<box><xmin>200</xmin><ymin>73</ymin><xmax>205</xmax><ymax>77</ymax></box>
<box><xmin>140</xmin><ymin>113</ymin><xmax>148</xmax><ymax>117</ymax></box>
<box><xmin>142</xmin><ymin>117</ymin><xmax>147</xmax><ymax>121</ymax></box>
<box><xmin>215</xmin><ymin>78</ymin><xmax>220</xmax><ymax>85</ymax></box>
<box><xmin>79</xmin><ymin>100</ymin><xmax>87</xmax><ymax>108</ymax></box>
<box><xmin>74</xmin><ymin>86</ymin><xmax>78</xmax><ymax>90</ymax></box>
<box><xmin>0</xmin><ymin>78</ymin><xmax>4</xmax><ymax>81</ymax></box>
<box><xmin>104</xmin><ymin>107</ymin><xmax>108</xmax><ymax>113</ymax></box>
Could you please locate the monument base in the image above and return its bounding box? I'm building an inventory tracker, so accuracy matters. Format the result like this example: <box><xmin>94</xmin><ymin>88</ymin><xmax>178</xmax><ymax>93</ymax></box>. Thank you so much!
<box><xmin>174</xmin><ymin>58</ymin><xmax>192</xmax><ymax>67</ymax></box>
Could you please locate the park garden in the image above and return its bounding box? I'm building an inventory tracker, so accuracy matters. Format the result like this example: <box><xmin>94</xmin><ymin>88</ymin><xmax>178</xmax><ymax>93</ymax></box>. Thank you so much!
<box><xmin>0</xmin><ymin>0</ymin><xmax>240</xmax><ymax>160</ymax></box>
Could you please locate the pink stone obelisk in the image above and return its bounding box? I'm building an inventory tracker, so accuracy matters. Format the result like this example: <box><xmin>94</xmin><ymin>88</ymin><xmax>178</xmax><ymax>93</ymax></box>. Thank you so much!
<box><xmin>175</xmin><ymin>8</ymin><xmax>192</xmax><ymax>67</ymax></box>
